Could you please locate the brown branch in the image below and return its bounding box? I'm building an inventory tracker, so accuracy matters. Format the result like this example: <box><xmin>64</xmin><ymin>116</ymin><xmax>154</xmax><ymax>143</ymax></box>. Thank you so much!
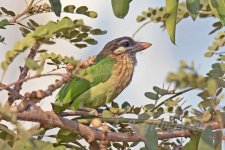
<box><xmin>11</xmin><ymin>110</ymin><xmax>225</xmax><ymax>143</ymax></box>
<box><xmin>89</xmin><ymin>141</ymin><xmax>100</xmax><ymax>150</ymax></box>
<box><xmin>1</xmin><ymin>73</ymin><xmax>64</xmax><ymax>91</ymax></box>
<box><xmin>59</xmin><ymin>110</ymin><xmax>98</xmax><ymax>117</ymax></box>
<box><xmin>16</xmin><ymin>73</ymin><xmax>71</xmax><ymax>112</ymax></box>
<box><xmin>7</xmin><ymin>42</ymin><xmax>40</xmax><ymax>105</ymax></box>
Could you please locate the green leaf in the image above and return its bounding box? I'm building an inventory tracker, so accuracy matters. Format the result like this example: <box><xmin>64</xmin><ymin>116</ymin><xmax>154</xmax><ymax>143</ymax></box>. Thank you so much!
<box><xmin>214</xmin><ymin>130</ymin><xmax>222</xmax><ymax>150</ymax></box>
<box><xmin>57</xmin><ymin>129</ymin><xmax>78</xmax><ymax>143</ymax></box>
<box><xmin>207</xmin><ymin>78</ymin><xmax>218</xmax><ymax>96</ymax></box>
<box><xmin>77</xmin><ymin>33</ymin><xmax>88</xmax><ymax>39</ymax></box>
<box><xmin>208</xmin><ymin>0</ymin><xmax>225</xmax><ymax>25</ymax></box>
<box><xmin>138</xmin><ymin>112</ymin><xmax>151</xmax><ymax>119</ymax></box>
<box><xmin>111</xmin><ymin>0</ymin><xmax>131</xmax><ymax>19</ymax></box>
<box><xmin>0</xmin><ymin>19</ymin><xmax>10</xmax><ymax>29</ymax></box>
<box><xmin>153</xmin><ymin>86</ymin><xmax>169</xmax><ymax>95</ymax></box>
<box><xmin>183</xmin><ymin>133</ymin><xmax>201</xmax><ymax>150</ymax></box>
<box><xmin>63</xmin><ymin>5</ymin><xmax>75</xmax><ymax>13</ymax></box>
<box><xmin>84</xmin><ymin>38</ymin><xmax>97</xmax><ymax>45</ymax></box>
<box><xmin>29</xmin><ymin>19</ymin><xmax>39</xmax><ymax>27</ymax></box>
<box><xmin>84</xmin><ymin>11</ymin><xmax>97</xmax><ymax>18</ymax></box>
<box><xmin>0</xmin><ymin>7</ymin><xmax>15</xmax><ymax>16</ymax></box>
<box><xmin>144</xmin><ymin>92</ymin><xmax>159</xmax><ymax>100</ymax></box>
<box><xmin>49</xmin><ymin>0</ymin><xmax>62</xmax><ymax>17</ymax></box>
<box><xmin>76</xmin><ymin>6</ymin><xmax>88</xmax><ymax>14</ymax></box>
<box><xmin>204</xmin><ymin>51</ymin><xmax>214</xmax><ymax>57</ymax></box>
<box><xmin>165</xmin><ymin>0</ymin><xmax>178</xmax><ymax>44</ymax></box>
<box><xmin>121</xmin><ymin>101</ymin><xmax>131</xmax><ymax>108</ymax></box>
<box><xmin>198</xmin><ymin>126</ymin><xmax>213</xmax><ymax>150</ymax></box>
<box><xmin>202</xmin><ymin>110</ymin><xmax>212</xmax><ymax>122</ymax></box>
<box><xmin>186</xmin><ymin>0</ymin><xmax>200</xmax><ymax>20</ymax></box>
<box><xmin>90</xmin><ymin>29</ymin><xmax>107</xmax><ymax>35</ymax></box>
<box><xmin>130</xmin><ymin>123</ymin><xmax>157</xmax><ymax>150</ymax></box>
<box><xmin>25</xmin><ymin>58</ymin><xmax>40</xmax><ymax>70</ymax></box>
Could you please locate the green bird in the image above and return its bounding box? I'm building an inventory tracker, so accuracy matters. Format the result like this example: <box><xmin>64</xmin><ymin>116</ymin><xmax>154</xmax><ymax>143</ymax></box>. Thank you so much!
<box><xmin>55</xmin><ymin>37</ymin><xmax>151</xmax><ymax>111</ymax></box>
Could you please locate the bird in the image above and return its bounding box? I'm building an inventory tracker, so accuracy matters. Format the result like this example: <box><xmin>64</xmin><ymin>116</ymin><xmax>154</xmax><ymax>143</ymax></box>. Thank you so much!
<box><xmin>54</xmin><ymin>36</ymin><xmax>151</xmax><ymax>111</ymax></box>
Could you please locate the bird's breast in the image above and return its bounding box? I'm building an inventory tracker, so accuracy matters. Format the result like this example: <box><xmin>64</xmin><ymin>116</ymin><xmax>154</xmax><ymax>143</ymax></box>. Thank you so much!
<box><xmin>106</xmin><ymin>54</ymin><xmax>135</xmax><ymax>101</ymax></box>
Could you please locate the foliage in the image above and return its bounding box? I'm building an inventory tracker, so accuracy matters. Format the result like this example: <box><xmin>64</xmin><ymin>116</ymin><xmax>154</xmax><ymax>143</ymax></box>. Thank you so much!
<box><xmin>0</xmin><ymin>0</ymin><xmax>225</xmax><ymax>150</ymax></box>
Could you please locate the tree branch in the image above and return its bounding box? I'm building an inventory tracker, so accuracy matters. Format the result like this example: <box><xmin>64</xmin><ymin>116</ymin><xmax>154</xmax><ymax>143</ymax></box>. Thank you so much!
<box><xmin>8</xmin><ymin>110</ymin><xmax>224</xmax><ymax>143</ymax></box>
<box><xmin>7</xmin><ymin>42</ymin><xmax>40</xmax><ymax>105</ymax></box>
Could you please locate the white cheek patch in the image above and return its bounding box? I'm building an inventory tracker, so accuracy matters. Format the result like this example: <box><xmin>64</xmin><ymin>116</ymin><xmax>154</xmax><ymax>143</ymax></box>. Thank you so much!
<box><xmin>113</xmin><ymin>46</ymin><xmax>127</xmax><ymax>55</ymax></box>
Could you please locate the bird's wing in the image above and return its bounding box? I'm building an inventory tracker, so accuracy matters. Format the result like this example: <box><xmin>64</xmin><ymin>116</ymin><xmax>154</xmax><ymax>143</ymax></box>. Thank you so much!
<box><xmin>54</xmin><ymin>56</ymin><xmax>115</xmax><ymax>111</ymax></box>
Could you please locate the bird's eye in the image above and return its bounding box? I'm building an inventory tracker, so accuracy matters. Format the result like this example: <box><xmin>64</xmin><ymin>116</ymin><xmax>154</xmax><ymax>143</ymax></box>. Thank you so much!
<box><xmin>122</xmin><ymin>42</ymin><xmax>130</xmax><ymax>47</ymax></box>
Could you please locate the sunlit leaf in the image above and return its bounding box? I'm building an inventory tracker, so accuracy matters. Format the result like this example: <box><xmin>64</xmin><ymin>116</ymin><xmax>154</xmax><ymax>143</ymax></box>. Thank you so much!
<box><xmin>165</xmin><ymin>0</ymin><xmax>178</xmax><ymax>44</ymax></box>
<box><xmin>111</xmin><ymin>0</ymin><xmax>131</xmax><ymax>19</ymax></box>
<box><xmin>25</xmin><ymin>58</ymin><xmax>40</xmax><ymax>70</ymax></box>
<box><xmin>63</xmin><ymin>5</ymin><xmax>75</xmax><ymax>13</ymax></box>
<box><xmin>76</xmin><ymin>6</ymin><xmax>88</xmax><ymax>14</ymax></box>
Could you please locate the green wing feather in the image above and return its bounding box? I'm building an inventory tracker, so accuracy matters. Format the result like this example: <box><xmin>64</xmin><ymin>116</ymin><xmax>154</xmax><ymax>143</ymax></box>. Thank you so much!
<box><xmin>54</xmin><ymin>56</ymin><xmax>115</xmax><ymax>111</ymax></box>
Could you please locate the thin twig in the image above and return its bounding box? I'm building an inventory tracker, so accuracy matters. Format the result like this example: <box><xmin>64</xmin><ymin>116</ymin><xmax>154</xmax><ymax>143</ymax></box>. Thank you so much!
<box><xmin>151</xmin><ymin>87</ymin><xmax>196</xmax><ymax>111</ymax></box>
<box><xmin>1</xmin><ymin>73</ymin><xmax>64</xmax><ymax>91</ymax></box>
<box><xmin>132</xmin><ymin>20</ymin><xmax>151</xmax><ymax>38</ymax></box>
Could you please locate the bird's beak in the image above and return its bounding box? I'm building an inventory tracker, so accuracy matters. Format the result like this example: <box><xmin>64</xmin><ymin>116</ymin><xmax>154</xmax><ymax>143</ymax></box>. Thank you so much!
<box><xmin>134</xmin><ymin>42</ymin><xmax>152</xmax><ymax>52</ymax></box>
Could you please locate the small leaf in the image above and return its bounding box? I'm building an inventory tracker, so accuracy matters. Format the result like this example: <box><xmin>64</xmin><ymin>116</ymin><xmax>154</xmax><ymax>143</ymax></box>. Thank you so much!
<box><xmin>111</xmin><ymin>0</ymin><xmax>131</xmax><ymax>19</ymax></box>
<box><xmin>84</xmin><ymin>11</ymin><xmax>97</xmax><ymax>18</ymax></box>
<box><xmin>49</xmin><ymin>0</ymin><xmax>62</xmax><ymax>17</ymax></box>
<box><xmin>208</xmin><ymin>0</ymin><xmax>225</xmax><ymax>25</ymax></box>
<box><xmin>0</xmin><ymin>7</ymin><xmax>15</xmax><ymax>16</ymax></box>
<box><xmin>77</xmin><ymin>33</ymin><xmax>88</xmax><ymax>39</ymax></box>
<box><xmin>130</xmin><ymin>123</ymin><xmax>157</xmax><ymax>150</ymax></box>
<box><xmin>0</xmin><ymin>19</ymin><xmax>10</xmax><ymax>29</ymax></box>
<box><xmin>63</xmin><ymin>5</ymin><xmax>76</xmax><ymax>13</ymax></box>
<box><xmin>207</xmin><ymin>78</ymin><xmax>218</xmax><ymax>96</ymax></box>
<box><xmin>29</xmin><ymin>19</ymin><xmax>39</xmax><ymax>27</ymax></box>
<box><xmin>216</xmin><ymin>87</ymin><xmax>223</xmax><ymax>96</ymax></box>
<box><xmin>84</xmin><ymin>38</ymin><xmax>97</xmax><ymax>45</ymax></box>
<box><xmin>57</xmin><ymin>129</ymin><xmax>78</xmax><ymax>143</ymax></box>
<box><xmin>102</xmin><ymin>110</ymin><xmax>114</xmax><ymax>118</ymax></box>
<box><xmin>153</xmin><ymin>86</ymin><xmax>169</xmax><ymax>95</ymax></box>
<box><xmin>202</xmin><ymin>110</ymin><xmax>212</xmax><ymax>122</ymax></box>
<box><xmin>143</xmin><ymin>104</ymin><xmax>155</xmax><ymax>111</ymax></box>
<box><xmin>90</xmin><ymin>29</ymin><xmax>107</xmax><ymax>35</ymax></box>
<box><xmin>76</xmin><ymin>6</ymin><xmax>88</xmax><ymax>14</ymax></box>
<box><xmin>204</xmin><ymin>51</ymin><xmax>214</xmax><ymax>57</ymax></box>
<box><xmin>165</xmin><ymin>0</ymin><xmax>178</xmax><ymax>44</ymax></box>
<box><xmin>144</xmin><ymin>92</ymin><xmax>159</xmax><ymax>100</ymax></box>
<box><xmin>198</xmin><ymin>126</ymin><xmax>213</xmax><ymax>150</ymax></box>
<box><xmin>136</xmin><ymin>16</ymin><xmax>146</xmax><ymax>22</ymax></box>
<box><xmin>138</xmin><ymin>112</ymin><xmax>151</xmax><ymax>119</ymax></box>
<box><xmin>25</xmin><ymin>58</ymin><xmax>40</xmax><ymax>70</ymax></box>
<box><xmin>121</xmin><ymin>101</ymin><xmax>131</xmax><ymax>108</ymax></box>
<box><xmin>186</xmin><ymin>0</ymin><xmax>200</xmax><ymax>20</ymax></box>
<box><xmin>75</xmin><ymin>43</ymin><xmax>87</xmax><ymax>48</ymax></box>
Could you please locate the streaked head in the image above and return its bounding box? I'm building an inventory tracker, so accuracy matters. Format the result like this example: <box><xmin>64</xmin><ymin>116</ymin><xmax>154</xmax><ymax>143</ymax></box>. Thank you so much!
<box><xmin>98</xmin><ymin>37</ymin><xmax>151</xmax><ymax>60</ymax></box>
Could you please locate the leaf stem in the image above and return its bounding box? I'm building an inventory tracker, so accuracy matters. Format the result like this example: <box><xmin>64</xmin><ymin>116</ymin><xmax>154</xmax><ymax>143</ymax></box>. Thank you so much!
<box><xmin>151</xmin><ymin>87</ymin><xmax>196</xmax><ymax>111</ymax></box>
<box><xmin>132</xmin><ymin>20</ymin><xmax>151</xmax><ymax>38</ymax></box>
